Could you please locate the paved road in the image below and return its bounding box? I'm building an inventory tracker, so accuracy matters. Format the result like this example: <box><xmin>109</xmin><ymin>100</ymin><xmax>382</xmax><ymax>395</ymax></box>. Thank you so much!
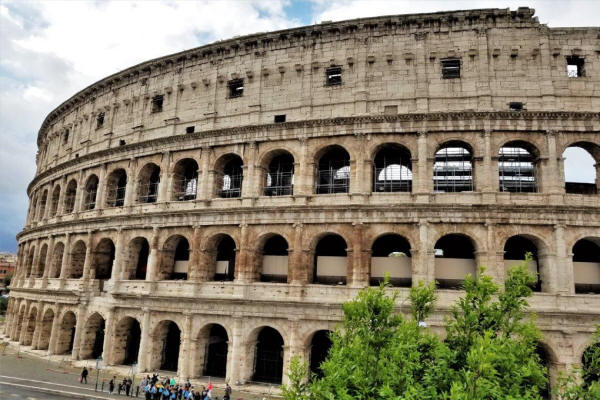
<box><xmin>0</xmin><ymin>382</ymin><xmax>86</xmax><ymax>399</ymax></box>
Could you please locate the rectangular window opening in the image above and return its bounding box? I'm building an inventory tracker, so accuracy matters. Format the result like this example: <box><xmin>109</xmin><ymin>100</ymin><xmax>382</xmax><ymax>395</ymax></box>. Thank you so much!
<box><xmin>96</xmin><ymin>112</ymin><xmax>105</xmax><ymax>129</ymax></box>
<box><xmin>186</xmin><ymin>126</ymin><xmax>195</xmax><ymax>134</ymax></box>
<box><xmin>441</xmin><ymin>59</ymin><xmax>461</xmax><ymax>79</ymax></box>
<box><xmin>274</xmin><ymin>114</ymin><xmax>286</xmax><ymax>123</ymax></box>
<box><xmin>325</xmin><ymin>66</ymin><xmax>342</xmax><ymax>86</ymax></box>
<box><xmin>509</xmin><ymin>102</ymin><xmax>524</xmax><ymax>111</ymax></box>
<box><xmin>228</xmin><ymin>79</ymin><xmax>244</xmax><ymax>98</ymax></box>
<box><xmin>63</xmin><ymin>129</ymin><xmax>69</xmax><ymax>145</ymax></box>
<box><xmin>119</xmin><ymin>139</ymin><xmax>126</xmax><ymax>146</ymax></box>
<box><xmin>152</xmin><ymin>95</ymin><xmax>164</xmax><ymax>113</ymax></box>
<box><xmin>566</xmin><ymin>56</ymin><xmax>584</xmax><ymax>78</ymax></box>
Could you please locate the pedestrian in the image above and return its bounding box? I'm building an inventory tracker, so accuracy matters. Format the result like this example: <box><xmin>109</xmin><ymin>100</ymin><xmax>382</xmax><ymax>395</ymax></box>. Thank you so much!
<box><xmin>224</xmin><ymin>383</ymin><xmax>232</xmax><ymax>400</ymax></box>
<box><xmin>145</xmin><ymin>383</ymin><xmax>152</xmax><ymax>400</ymax></box>
<box><xmin>80</xmin><ymin>367</ymin><xmax>88</xmax><ymax>384</ymax></box>
<box><xmin>109</xmin><ymin>376</ymin><xmax>116</xmax><ymax>395</ymax></box>
<box><xmin>125</xmin><ymin>378</ymin><xmax>132</xmax><ymax>396</ymax></box>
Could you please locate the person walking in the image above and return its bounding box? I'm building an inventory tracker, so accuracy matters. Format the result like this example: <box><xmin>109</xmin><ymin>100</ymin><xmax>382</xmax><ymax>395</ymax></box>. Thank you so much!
<box><xmin>125</xmin><ymin>378</ymin><xmax>132</xmax><ymax>396</ymax></box>
<box><xmin>109</xmin><ymin>376</ymin><xmax>116</xmax><ymax>395</ymax></box>
<box><xmin>80</xmin><ymin>367</ymin><xmax>88</xmax><ymax>384</ymax></box>
<box><xmin>224</xmin><ymin>383</ymin><xmax>232</xmax><ymax>400</ymax></box>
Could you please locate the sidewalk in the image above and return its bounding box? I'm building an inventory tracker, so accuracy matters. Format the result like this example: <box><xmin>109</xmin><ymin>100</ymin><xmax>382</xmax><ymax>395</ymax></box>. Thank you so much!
<box><xmin>0</xmin><ymin>340</ymin><xmax>279</xmax><ymax>399</ymax></box>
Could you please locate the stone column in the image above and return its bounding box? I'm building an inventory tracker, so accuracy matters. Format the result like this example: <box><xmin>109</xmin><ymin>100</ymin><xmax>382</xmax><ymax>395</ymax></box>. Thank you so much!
<box><xmin>43</xmin><ymin>236</ymin><xmax>55</xmax><ymax>280</ymax></box>
<box><xmin>145</xmin><ymin>227</ymin><xmax>160</xmax><ymax>281</ymax></box>
<box><xmin>31</xmin><ymin>307</ymin><xmax>44</xmax><ymax>349</ymax></box>
<box><xmin>226</xmin><ymin>316</ymin><xmax>244</xmax><ymax>384</ymax></box>
<box><xmin>241</xmin><ymin>142</ymin><xmax>258</xmax><ymax>200</ymax></box>
<box><xmin>59</xmin><ymin>233</ymin><xmax>71</xmax><ymax>279</ymax></box>
<box><xmin>75</xmin><ymin>170</ymin><xmax>85</xmax><ymax>213</ymax></box>
<box><xmin>544</xmin><ymin>130</ymin><xmax>563</xmax><ymax>195</ymax></box>
<box><xmin>282</xmin><ymin>319</ymin><xmax>304</xmax><ymax>386</ymax></box>
<box><xmin>294</xmin><ymin>139</ymin><xmax>310</xmax><ymax>197</ymax></box>
<box><xmin>235</xmin><ymin>223</ymin><xmax>253</xmax><ymax>282</ymax></box>
<box><xmin>124</xmin><ymin>160</ymin><xmax>138</xmax><ymax>207</ymax></box>
<box><xmin>101</xmin><ymin>307</ymin><xmax>115</xmax><ymax>364</ymax></box>
<box><xmin>553</xmin><ymin>224</ymin><xmax>572</xmax><ymax>294</ymax></box>
<box><xmin>81</xmin><ymin>231</ymin><xmax>94</xmax><ymax>281</ymax></box>
<box><xmin>30</xmin><ymin>239</ymin><xmax>41</xmax><ymax>278</ymax></box>
<box><xmin>57</xmin><ymin>175</ymin><xmax>68</xmax><ymax>215</ymax></box>
<box><xmin>198</xmin><ymin>147</ymin><xmax>211</xmax><ymax>202</ymax></box>
<box><xmin>110</xmin><ymin>229</ymin><xmax>125</xmax><ymax>283</ymax></box>
<box><xmin>71</xmin><ymin>305</ymin><xmax>86</xmax><ymax>360</ymax></box>
<box><xmin>485</xmin><ymin>222</ymin><xmax>504</xmax><ymax>285</ymax></box>
<box><xmin>480</xmin><ymin>130</ymin><xmax>495</xmax><ymax>195</ymax></box>
<box><xmin>288</xmin><ymin>223</ymin><xmax>306</xmax><ymax>284</ymax></box>
<box><xmin>415</xmin><ymin>131</ymin><xmax>429</xmax><ymax>196</ymax></box>
<box><xmin>96</xmin><ymin>163</ymin><xmax>108</xmax><ymax>209</ymax></box>
<box><xmin>188</xmin><ymin>226</ymin><xmax>202</xmax><ymax>281</ymax></box>
<box><xmin>158</xmin><ymin>151</ymin><xmax>171</xmax><ymax>203</ymax></box>
<box><xmin>179</xmin><ymin>314</ymin><xmax>193</xmax><ymax>378</ymax></box>
<box><xmin>137</xmin><ymin>309</ymin><xmax>151</xmax><ymax>372</ymax></box>
<box><xmin>350</xmin><ymin>222</ymin><xmax>367</xmax><ymax>287</ymax></box>
<box><xmin>48</xmin><ymin>304</ymin><xmax>62</xmax><ymax>355</ymax></box>
<box><xmin>414</xmin><ymin>220</ymin><xmax>434</xmax><ymax>284</ymax></box>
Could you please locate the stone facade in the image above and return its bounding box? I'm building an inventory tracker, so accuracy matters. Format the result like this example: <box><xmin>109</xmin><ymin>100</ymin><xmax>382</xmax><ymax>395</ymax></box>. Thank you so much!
<box><xmin>3</xmin><ymin>7</ymin><xmax>600</xmax><ymax>396</ymax></box>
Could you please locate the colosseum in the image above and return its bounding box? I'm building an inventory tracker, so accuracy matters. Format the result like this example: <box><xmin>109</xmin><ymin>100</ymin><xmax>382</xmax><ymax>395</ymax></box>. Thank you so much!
<box><xmin>2</xmin><ymin>6</ymin><xmax>599</xmax><ymax>396</ymax></box>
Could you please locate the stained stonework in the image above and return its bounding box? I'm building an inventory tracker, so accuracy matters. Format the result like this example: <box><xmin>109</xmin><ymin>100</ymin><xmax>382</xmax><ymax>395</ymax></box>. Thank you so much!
<box><xmin>2</xmin><ymin>7</ymin><xmax>600</xmax><ymax>397</ymax></box>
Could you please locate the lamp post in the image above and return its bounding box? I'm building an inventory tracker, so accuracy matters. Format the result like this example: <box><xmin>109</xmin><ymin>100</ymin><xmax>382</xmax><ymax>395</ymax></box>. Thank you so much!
<box><xmin>94</xmin><ymin>356</ymin><xmax>103</xmax><ymax>392</ymax></box>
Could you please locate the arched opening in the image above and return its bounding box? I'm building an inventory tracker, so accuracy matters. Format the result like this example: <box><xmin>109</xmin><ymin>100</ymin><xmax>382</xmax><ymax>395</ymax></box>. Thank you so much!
<box><xmin>50</xmin><ymin>185</ymin><xmax>61</xmax><ymax>216</ymax></box>
<box><xmin>113</xmin><ymin>317</ymin><xmax>141</xmax><ymax>365</ymax></box>
<box><xmin>80</xmin><ymin>313</ymin><xmax>105</xmax><ymax>360</ymax></box>
<box><xmin>582</xmin><ymin>342</ymin><xmax>600</xmax><ymax>388</ymax></box>
<box><xmin>50</xmin><ymin>242</ymin><xmax>64</xmax><ymax>279</ymax></box>
<box><xmin>264</xmin><ymin>152</ymin><xmax>294</xmax><ymax>196</ymax></box>
<box><xmin>38</xmin><ymin>190</ymin><xmax>48</xmax><ymax>220</ymax></box>
<box><xmin>56</xmin><ymin>311</ymin><xmax>77</xmax><ymax>355</ymax></box>
<box><xmin>372</xmin><ymin>144</ymin><xmax>412</xmax><ymax>193</ymax></box>
<box><xmin>151</xmin><ymin>321</ymin><xmax>180</xmax><ymax>372</ymax></box>
<box><xmin>499</xmin><ymin>141</ymin><xmax>538</xmax><ymax>193</ymax></box>
<box><xmin>125</xmin><ymin>237</ymin><xmax>149</xmax><ymax>280</ymax></box>
<box><xmin>13</xmin><ymin>307</ymin><xmax>25</xmax><ymax>341</ymax></box>
<box><xmin>433</xmin><ymin>141</ymin><xmax>474</xmax><ymax>192</ymax></box>
<box><xmin>70</xmin><ymin>240</ymin><xmax>86</xmax><ymax>279</ymax></box>
<box><xmin>314</xmin><ymin>234</ymin><xmax>347</xmax><ymax>285</ymax></box>
<box><xmin>573</xmin><ymin>238</ymin><xmax>600</xmax><ymax>294</ymax></box>
<box><xmin>214</xmin><ymin>235</ymin><xmax>236</xmax><ymax>281</ymax></box>
<box><xmin>216</xmin><ymin>155</ymin><xmax>243</xmax><ymax>198</ymax></box>
<box><xmin>370</xmin><ymin>234</ymin><xmax>411</xmax><ymax>287</ymax></box>
<box><xmin>83</xmin><ymin>175</ymin><xmax>99</xmax><ymax>210</ymax></box>
<box><xmin>160</xmin><ymin>235</ymin><xmax>189</xmax><ymax>280</ymax></box>
<box><xmin>316</xmin><ymin>146</ymin><xmax>350</xmax><ymax>194</ymax></box>
<box><xmin>93</xmin><ymin>238</ymin><xmax>115</xmax><ymax>280</ymax></box>
<box><xmin>64</xmin><ymin>179</ymin><xmax>77</xmax><ymax>213</ymax></box>
<box><xmin>172</xmin><ymin>158</ymin><xmax>198</xmax><ymax>201</ymax></box>
<box><xmin>137</xmin><ymin>163</ymin><xmax>161</xmax><ymax>203</ymax></box>
<box><xmin>25</xmin><ymin>246</ymin><xmax>35</xmax><ymax>278</ymax></box>
<box><xmin>535</xmin><ymin>344</ymin><xmax>552</xmax><ymax>400</ymax></box>
<box><xmin>309</xmin><ymin>330</ymin><xmax>333</xmax><ymax>378</ymax></box>
<box><xmin>563</xmin><ymin>143</ymin><xmax>599</xmax><ymax>194</ymax></box>
<box><xmin>198</xmin><ymin>324</ymin><xmax>229</xmax><ymax>378</ymax></box>
<box><xmin>434</xmin><ymin>234</ymin><xmax>476</xmax><ymax>289</ymax></box>
<box><xmin>261</xmin><ymin>235</ymin><xmax>289</xmax><ymax>283</ymax></box>
<box><xmin>106</xmin><ymin>169</ymin><xmax>127</xmax><ymax>207</ymax></box>
<box><xmin>35</xmin><ymin>244</ymin><xmax>48</xmax><ymax>278</ymax></box>
<box><xmin>252</xmin><ymin>327</ymin><xmax>284</xmax><ymax>384</ymax></box>
<box><xmin>504</xmin><ymin>235</ymin><xmax>542</xmax><ymax>292</ymax></box>
<box><xmin>37</xmin><ymin>309</ymin><xmax>55</xmax><ymax>350</ymax></box>
<box><xmin>22</xmin><ymin>307</ymin><xmax>38</xmax><ymax>346</ymax></box>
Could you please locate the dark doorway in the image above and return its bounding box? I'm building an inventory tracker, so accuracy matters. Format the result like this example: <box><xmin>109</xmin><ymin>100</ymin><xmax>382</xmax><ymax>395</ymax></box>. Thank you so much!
<box><xmin>203</xmin><ymin>325</ymin><xmax>228</xmax><ymax>378</ymax></box>
<box><xmin>124</xmin><ymin>320</ymin><xmax>141</xmax><ymax>365</ymax></box>
<box><xmin>309</xmin><ymin>330</ymin><xmax>332</xmax><ymax>378</ymax></box>
<box><xmin>535</xmin><ymin>344</ymin><xmax>551</xmax><ymax>400</ymax></box>
<box><xmin>253</xmin><ymin>327</ymin><xmax>284</xmax><ymax>384</ymax></box>
<box><xmin>136</xmin><ymin>240</ymin><xmax>149</xmax><ymax>280</ymax></box>
<box><xmin>504</xmin><ymin>235</ymin><xmax>541</xmax><ymax>291</ymax></box>
<box><xmin>91</xmin><ymin>319</ymin><xmax>105</xmax><ymax>359</ymax></box>
<box><xmin>215</xmin><ymin>236</ymin><xmax>236</xmax><ymax>281</ymax></box>
<box><xmin>160</xmin><ymin>322</ymin><xmax>180</xmax><ymax>371</ymax></box>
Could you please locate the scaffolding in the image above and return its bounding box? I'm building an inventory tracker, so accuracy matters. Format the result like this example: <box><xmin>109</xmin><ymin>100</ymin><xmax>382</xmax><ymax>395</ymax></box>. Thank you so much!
<box><xmin>433</xmin><ymin>146</ymin><xmax>473</xmax><ymax>192</ymax></box>
<box><xmin>106</xmin><ymin>186</ymin><xmax>127</xmax><ymax>207</ymax></box>
<box><xmin>173</xmin><ymin>177</ymin><xmax>197</xmax><ymax>201</ymax></box>
<box><xmin>498</xmin><ymin>146</ymin><xmax>537</xmax><ymax>193</ymax></box>
<box><xmin>138</xmin><ymin>182</ymin><xmax>159</xmax><ymax>203</ymax></box>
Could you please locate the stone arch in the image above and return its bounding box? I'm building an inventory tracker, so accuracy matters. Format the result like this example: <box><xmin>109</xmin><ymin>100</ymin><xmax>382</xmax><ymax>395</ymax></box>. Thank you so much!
<box><xmin>307</xmin><ymin>329</ymin><xmax>333</xmax><ymax>377</ymax></box>
<box><xmin>434</xmin><ymin>233</ymin><xmax>477</xmax><ymax>289</ymax></box>
<box><xmin>315</xmin><ymin>145</ymin><xmax>351</xmax><ymax>194</ymax></box>
<box><xmin>257</xmin><ymin>233</ymin><xmax>289</xmax><ymax>283</ymax></box>
<box><xmin>260</xmin><ymin>149</ymin><xmax>295</xmax><ymax>196</ymax></box>
<box><xmin>63</xmin><ymin>179</ymin><xmax>77</xmax><ymax>213</ymax></box>
<box><xmin>498</xmin><ymin>140</ymin><xmax>540</xmax><ymax>193</ymax></box>
<box><xmin>79</xmin><ymin>312</ymin><xmax>106</xmax><ymax>360</ymax></box>
<box><xmin>50</xmin><ymin>241</ymin><xmax>64</xmax><ymax>278</ymax></box>
<box><xmin>83</xmin><ymin>174</ymin><xmax>99</xmax><ymax>210</ymax></box>
<box><xmin>248</xmin><ymin>325</ymin><xmax>285</xmax><ymax>384</ymax></box>
<box><xmin>172</xmin><ymin>158</ymin><xmax>199</xmax><ymax>201</ymax></box>
<box><xmin>124</xmin><ymin>236</ymin><xmax>150</xmax><ymax>280</ymax></box>
<box><xmin>194</xmin><ymin>323</ymin><xmax>230</xmax><ymax>378</ymax></box>
<box><xmin>50</xmin><ymin>184</ymin><xmax>61</xmax><ymax>216</ymax></box>
<box><xmin>69</xmin><ymin>240</ymin><xmax>86</xmax><ymax>279</ymax></box>
<box><xmin>137</xmin><ymin>163</ymin><xmax>161</xmax><ymax>203</ymax></box>
<box><xmin>21</xmin><ymin>306</ymin><xmax>38</xmax><ymax>346</ymax></box>
<box><xmin>371</xmin><ymin>143</ymin><xmax>413</xmax><ymax>193</ymax></box>
<box><xmin>159</xmin><ymin>234</ymin><xmax>190</xmax><ymax>280</ymax></box>
<box><xmin>112</xmin><ymin>316</ymin><xmax>142</xmax><ymax>365</ymax></box>
<box><xmin>55</xmin><ymin>310</ymin><xmax>77</xmax><ymax>355</ymax></box>
<box><xmin>25</xmin><ymin>245</ymin><xmax>35</xmax><ymax>278</ymax></box>
<box><xmin>37</xmin><ymin>308</ymin><xmax>55</xmax><ymax>350</ymax></box>
<box><xmin>205</xmin><ymin>233</ymin><xmax>238</xmax><ymax>281</ymax></box>
<box><xmin>535</xmin><ymin>341</ymin><xmax>557</xmax><ymax>400</ymax></box>
<box><xmin>105</xmin><ymin>168</ymin><xmax>127</xmax><ymax>207</ymax></box>
<box><xmin>37</xmin><ymin>189</ymin><xmax>48</xmax><ymax>220</ymax></box>
<box><xmin>562</xmin><ymin>141</ymin><xmax>599</xmax><ymax>194</ymax></box>
<box><xmin>581</xmin><ymin>340</ymin><xmax>600</xmax><ymax>387</ymax></box>
<box><xmin>572</xmin><ymin>237</ymin><xmax>600</xmax><ymax>294</ymax></box>
<box><xmin>93</xmin><ymin>238</ymin><xmax>115</xmax><ymax>280</ymax></box>
<box><xmin>149</xmin><ymin>320</ymin><xmax>182</xmax><ymax>372</ymax></box>
<box><xmin>214</xmin><ymin>153</ymin><xmax>244</xmax><ymax>198</ymax></box>
<box><xmin>433</xmin><ymin>140</ymin><xmax>474</xmax><ymax>193</ymax></box>
<box><xmin>503</xmin><ymin>234</ymin><xmax>546</xmax><ymax>292</ymax></box>
<box><xmin>34</xmin><ymin>243</ymin><xmax>48</xmax><ymax>278</ymax></box>
<box><xmin>370</xmin><ymin>233</ymin><xmax>412</xmax><ymax>287</ymax></box>
<box><xmin>313</xmin><ymin>233</ymin><xmax>349</xmax><ymax>285</ymax></box>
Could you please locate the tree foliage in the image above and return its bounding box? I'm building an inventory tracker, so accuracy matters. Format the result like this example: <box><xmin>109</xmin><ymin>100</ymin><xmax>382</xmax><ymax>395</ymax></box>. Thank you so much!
<box><xmin>556</xmin><ymin>326</ymin><xmax>600</xmax><ymax>400</ymax></box>
<box><xmin>285</xmin><ymin>259</ymin><xmax>557</xmax><ymax>400</ymax></box>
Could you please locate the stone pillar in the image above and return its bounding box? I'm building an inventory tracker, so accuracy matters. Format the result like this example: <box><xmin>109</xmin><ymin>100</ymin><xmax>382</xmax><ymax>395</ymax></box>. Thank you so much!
<box><xmin>227</xmin><ymin>316</ymin><xmax>244</xmax><ymax>384</ymax></box>
<box><xmin>30</xmin><ymin>239</ymin><xmax>41</xmax><ymax>278</ymax></box>
<box><xmin>294</xmin><ymin>139</ymin><xmax>310</xmax><ymax>197</ymax></box>
<box><xmin>71</xmin><ymin>306</ymin><xmax>86</xmax><ymax>360</ymax></box>
<box><xmin>235</xmin><ymin>223</ymin><xmax>253</xmax><ymax>282</ymax></box>
<box><xmin>485</xmin><ymin>222</ymin><xmax>504</xmax><ymax>285</ymax></box>
<box><xmin>415</xmin><ymin>131</ymin><xmax>429</xmax><ymax>196</ymax></box>
<box><xmin>157</xmin><ymin>151</ymin><xmax>171</xmax><ymax>203</ymax></box>
<box><xmin>414</xmin><ymin>220</ymin><xmax>433</xmax><ymax>284</ymax></box>
<box><xmin>145</xmin><ymin>227</ymin><xmax>160</xmax><ymax>282</ymax></box>
<box><xmin>110</xmin><ymin>229</ymin><xmax>125</xmax><ymax>283</ymax></box>
<box><xmin>57</xmin><ymin>175</ymin><xmax>68</xmax><ymax>215</ymax></box>
<box><xmin>544</xmin><ymin>130</ymin><xmax>563</xmax><ymax>195</ymax></box>
<box><xmin>241</xmin><ymin>141</ymin><xmax>258</xmax><ymax>200</ymax></box>
<box><xmin>282</xmin><ymin>319</ymin><xmax>304</xmax><ymax>386</ymax></box>
<box><xmin>75</xmin><ymin>170</ymin><xmax>85</xmax><ymax>213</ymax></box>
<box><xmin>539</xmin><ymin>246</ymin><xmax>558</xmax><ymax>294</ymax></box>
<box><xmin>480</xmin><ymin>130</ymin><xmax>495</xmax><ymax>194</ymax></box>
<box><xmin>165</xmin><ymin>172</ymin><xmax>175</xmax><ymax>203</ymax></box>
<box><xmin>137</xmin><ymin>309</ymin><xmax>151</xmax><ymax>372</ymax></box>
<box><xmin>42</xmin><ymin>236</ymin><xmax>55</xmax><ymax>281</ymax></box>
<box><xmin>81</xmin><ymin>231</ymin><xmax>94</xmax><ymax>281</ymax></box>
<box><xmin>289</xmin><ymin>223</ymin><xmax>306</xmax><ymax>284</ymax></box>
<box><xmin>48</xmin><ymin>304</ymin><xmax>62</xmax><ymax>355</ymax></box>
<box><xmin>96</xmin><ymin>163</ymin><xmax>108</xmax><ymax>209</ymax></box>
<box><xmin>31</xmin><ymin>307</ymin><xmax>44</xmax><ymax>349</ymax></box>
<box><xmin>101</xmin><ymin>307</ymin><xmax>115</xmax><ymax>364</ymax></box>
<box><xmin>350</xmin><ymin>133</ymin><xmax>368</xmax><ymax>196</ymax></box>
<box><xmin>350</xmin><ymin>222</ymin><xmax>367</xmax><ymax>287</ymax></box>
<box><xmin>188</xmin><ymin>226</ymin><xmax>202</xmax><ymax>281</ymax></box>
<box><xmin>198</xmin><ymin>147</ymin><xmax>211</xmax><ymax>202</ymax></box>
<box><xmin>179</xmin><ymin>314</ymin><xmax>193</xmax><ymax>378</ymax></box>
<box><xmin>59</xmin><ymin>233</ymin><xmax>71</xmax><ymax>279</ymax></box>
<box><xmin>553</xmin><ymin>224</ymin><xmax>572</xmax><ymax>294</ymax></box>
<box><xmin>124</xmin><ymin>160</ymin><xmax>138</xmax><ymax>207</ymax></box>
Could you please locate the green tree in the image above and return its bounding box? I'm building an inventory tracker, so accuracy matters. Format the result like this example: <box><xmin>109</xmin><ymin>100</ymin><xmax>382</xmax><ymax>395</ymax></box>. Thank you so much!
<box><xmin>556</xmin><ymin>326</ymin><xmax>600</xmax><ymax>400</ymax></box>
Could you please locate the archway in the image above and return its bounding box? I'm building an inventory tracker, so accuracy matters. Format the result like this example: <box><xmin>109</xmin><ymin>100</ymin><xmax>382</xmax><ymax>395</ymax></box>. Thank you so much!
<box><xmin>37</xmin><ymin>308</ymin><xmax>54</xmax><ymax>350</ymax></box>
<box><xmin>434</xmin><ymin>234</ymin><xmax>476</xmax><ymax>289</ymax></box>
<box><xmin>214</xmin><ymin>235</ymin><xmax>236</xmax><ymax>281</ymax></box>
<box><xmin>50</xmin><ymin>185</ymin><xmax>61</xmax><ymax>216</ymax></box>
<box><xmin>160</xmin><ymin>235</ymin><xmax>189</xmax><ymax>280</ymax></box>
<box><xmin>316</xmin><ymin>146</ymin><xmax>350</xmax><ymax>194</ymax></box>
<box><xmin>22</xmin><ymin>307</ymin><xmax>38</xmax><ymax>346</ymax></box>
<box><xmin>93</xmin><ymin>238</ymin><xmax>115</xmax><ymax>280</ymax></box>
<box><xmin>260</xmin><ymin>235</ymin><xmax>289</xmax><ymax>283</ymax></box>
<box><xmin>35</xmin><ymin>244</ymin><xmax>48</xmax><ymax>278</ymax></box>
<box><xmin>563</xmin><ymin>142</ymin><xmax>599</xmax><ymax>194</ymax></box>
<box><xmin>113</xmin><ymin>317</ymin><xmax>141</xmax><ymax>365</ymax></box>
<box><xmin>216</xmin><ymin>155</ymin><xmax>243</xmax><ymax>198</ymax></box>
<box><xmin>56</xmin><ymin>311</ymin><xmax>77</xmax><ymax>355</ymax></box>
<box><xmin>64</xmin><ymin>179</ymin><xmax>77</xmax><ymax>213</ymax></box>
<box><xmin>25</xmin><ymin>246</ymin><xmax>35</xmax><ymax>277</ymax></box>
<box><xmin>370</xmin><ymin>234</ymin><xmax>411</xmax><ymax>287</ymax></box>
<box><xmin>373</xmin><ymin>144</ymin><xmax>412</xmax><ymax>193</ymax></box>
<box><xmin>264</xmin><ymin>152</ymin><xmax>294</xmax><ymax>196</ymax></box>
<box><xmin>12</xmin><ymin>307</ymin><xmax>25</xmax><ymax>341</ymax></box>
<box><xmin>83</xmin><ymin>175</ymin><xmax>99</xmax><ymax>210</ymax></box>
<box><xmin>106</xmin><ymin>169</ymin><xmax>127</xmax><ymax>207</ymax></box>
<box><xmin>314</xmin><ymin>234</ymin><xmax>347</xmax><ymax>285</ymax></box>
<box><xmin>309</xmin><ymin>330</ymin><xmax>333</xmax><ymax>378</ymax></box>
<box><xmin>172</xmin><ymin>158</ymin><xmax>198</xmax><ymax>201</ymax></box>
<box><xmin>80</xmin><ymin>313</ymin><xmax>105</xmax><ymax>360</ymax></box>
<box><xmin>499</xmin><ymin>141</ymin><xmax>538</xmax><ymax>193</ymax></box>
<box><xmin>137</xmin><ymin>163</ymin><xmax>161</xmax><ymax>203</ymax></box>
<box><xmin>38</xmin><ymin>190</ymin><xmax>48</xmax><ymax>220</ymax></box>
<box><xmin>198</xmin><ymin>324</ymin><xmax>229</xmax><ymax>378</ymax></box>
<box><xmin>69</xmin><ymin>240</ymin><xmax>86</xmax><ymax>279</ymax></box>
<box><xmin>535</xmin><ymin>343</ymin><xmax>552</xmax><ymax>400</ymax></box>
<box><xmin>125</xmin><ymin>237</ymin><xmax>149</xmax><ymax>280</ymax></box>
<box><xmin>572</xmin><ymin>238</ymin><xmax>600</xmax><ymax>294</ymax></box>
<box><xmin>504</xmin><ymin>235</ymin><xmax>542</xmax><ymax>291</ymax></box>
<box><xmin>252</xmin><ymin>327</ymin><xmax>284</xmax><ymax>384</ymax></box>
<box><xmin>433</xmin><ymin>141</ymin><xmax>473</xmax><ymax>192</ymax></box>
<box><xmin>50</xmin><ymin>242</ymin><xmax>64</xmax><ymax>278</ymax></box>
<box><xmin>152</xmin><ymin>321</ymin><xmax>181</xmax><ymax>372</ymax></box>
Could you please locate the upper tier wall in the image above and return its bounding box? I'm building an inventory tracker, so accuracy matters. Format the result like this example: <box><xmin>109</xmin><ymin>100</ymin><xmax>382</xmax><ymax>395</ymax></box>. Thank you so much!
<box><xmin>34</xmin><ymin>7</ymin><xmax>600</xmax><ymax>172</ymax></box>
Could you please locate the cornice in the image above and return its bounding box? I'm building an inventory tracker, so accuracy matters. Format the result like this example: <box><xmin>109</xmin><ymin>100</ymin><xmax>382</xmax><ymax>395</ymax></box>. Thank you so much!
<box><xmin>27</xmin><ymin>110</ymin><xmax>600</xmax><ymax>195</ymax></box>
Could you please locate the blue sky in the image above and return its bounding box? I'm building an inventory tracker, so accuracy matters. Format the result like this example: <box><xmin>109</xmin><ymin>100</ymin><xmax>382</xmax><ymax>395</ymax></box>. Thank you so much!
<box><xmin>0</xmin><ymin>0</ymin><xmax>598</xmax><ymax>253</ymax></box>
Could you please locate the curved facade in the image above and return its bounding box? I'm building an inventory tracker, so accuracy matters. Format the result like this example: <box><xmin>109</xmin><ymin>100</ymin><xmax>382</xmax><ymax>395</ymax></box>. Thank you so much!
<box><xmin>3</xmin><ymin>7</ymin><xmax>600</xmax><ymax>394</ymax></box>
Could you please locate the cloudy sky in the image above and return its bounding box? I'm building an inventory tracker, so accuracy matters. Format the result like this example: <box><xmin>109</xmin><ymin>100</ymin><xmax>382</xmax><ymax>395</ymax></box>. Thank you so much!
<box><xmin>0</xmin><ymin>0</ymin><xmax>598</xmax><ymax>252</ymax></box>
